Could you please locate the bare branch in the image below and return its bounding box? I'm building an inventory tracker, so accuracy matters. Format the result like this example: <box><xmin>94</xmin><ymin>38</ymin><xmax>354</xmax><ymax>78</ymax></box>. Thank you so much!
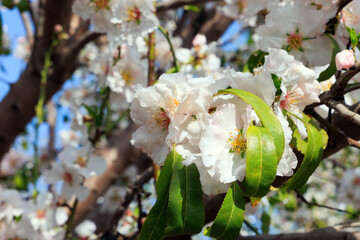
<box><xmin>108</xmin><ymin>166</ymin><xmax>154</xmax><ymax>233</ymax></box>
<box><xmin>237</xmin><ymin>227</ymin><xmax>357</xmax><ymax>240</ymax></box>
<box><xmin>295</xmin><ymin>191</ymin><xmax>358</xmax><ymax>218</ymax></box>
<box><xmin>306</xmin><ymin>107</ymin><xmax>360</xmax><ymax>149</ymax></box>
<box><xmin>20</xmin><ymin>12</ymin><xmax>34</xmax><ymax>46</ymax></box>
<box><xmin>344</xmin><ymin>83</ymin><xmax>360</xmax><ymax>94</ymax></box>
<box><xmin>338</xmin><ymin>0</ymin><xmax>353</xmax><ymax>12</ymax></box>
<box><xmin>326</xmin><ymin>99</ymin><xmax>360</xmax><ymax>127</ymax></box>
<box><xmin>327</xmin><ymin>61</ymin><xmax>360</xmax><ymax>99</ymax></box>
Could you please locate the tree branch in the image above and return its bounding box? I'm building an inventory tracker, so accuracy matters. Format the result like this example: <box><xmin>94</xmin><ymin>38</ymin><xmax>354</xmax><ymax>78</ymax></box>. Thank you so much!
<box><xmin>108</xmin><ymin>166</ymin><xmax>154</xmax><ymax>233</ymax></box>
<box><xmin>0</xmin><ymin>0</ymin><xmax>104</xmax><ymax>161</ymax></box>
<box><xmin>295</xmin><ymin>191</ymin><xmax>358</xmax><ymax>218</ymax></box>
<box><xmin>326</xmin><ymin>99</ymin><xmax>360</xmax><ymax>127</ymax></box>
<box><xmin>237</xmin><ymin>227</ymin><xmax>357</xmax><ymax>240</ymax></box>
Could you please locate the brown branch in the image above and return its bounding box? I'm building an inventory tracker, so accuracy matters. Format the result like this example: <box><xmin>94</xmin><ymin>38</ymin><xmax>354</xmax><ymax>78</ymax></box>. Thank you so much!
<box><xmin>46</xmin><ymin>101</ymin><xmax>57</xmax><ymax>166</ymax></box>
<box><xmin>326</xmin><ymin>99</ymin><xmax>360</xmax><ymax>127</ymax></box>
<box><xmin>147</xmin><ymin>31</ymin><xmax>156</xmax><ymax>87</ymax></box>
<box><xmin>344</xmin><ymin>83</ymin><xmax>360</xmax><ymax>94</ymax></box>
<box><xmin>72</xmin><ymin>125</ymin><xmax>148</xmax><ymax>227</ymax></box>
<box><xmin>0</xmin><ymin>0</ymin><xmax>104</xmax><ymax>161</ymax></box>
<box><xmin>20</xmin><ymin>12</ymin><xmax>34</xmax><ymax>46</ymax></box>
<box><xmin>338</xmin><ymin>0</ymin><xmax>353</xmax><ymax>12</ymax></box>
<box><xmin>108</xmin><ymin>166</ymin><xmax>154</xmax><ymax>233</ymax></box>
<box><xmin>156</xmin><ymin>0</ymin><xmax>223</xmax><ymax>13</ymax></box>
<box><xmin>199</xmin><ymin>12</ymin><xmax>233</xmax><ymax>43</ymax></box>
<box><xmin>326</xmin><ymin>61</ymin><xmax>360</xmax><ymax>99</ymax></box>
<box><xmin>237</xmin><ymin>227</ymin><xmax>357</xmax><ymax>240</ymax></box>
<box><xmin>306</xmin><ymin>107</ymin><xmax>360</xmax><ymax>149</ymax></box>
<box><xmin>295</xmin><ymin>191</ymin><xmax>358</xmax><ymax>218</ymax></box>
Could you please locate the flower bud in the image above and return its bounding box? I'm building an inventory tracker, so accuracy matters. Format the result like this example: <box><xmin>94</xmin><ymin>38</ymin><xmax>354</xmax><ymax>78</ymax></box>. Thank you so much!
<box><xmin>54</xmin><ymin>24</ymin><xmax>64</xmax><ymax>33</ymax></box>
<box><xmin>335</xmin><ymin>49</ymin><xmax>355</xmax><ymax>70</ymax></box>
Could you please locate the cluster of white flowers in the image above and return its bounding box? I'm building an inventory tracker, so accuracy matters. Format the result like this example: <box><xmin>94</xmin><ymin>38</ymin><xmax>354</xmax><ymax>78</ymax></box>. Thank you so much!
<box><xmin>43</xmin><ymin>141</ymin><xmax>107</xmax><ymax>201</ymax></box>
<box><xmin>0</xmin><ymin>188</ymin><xmax>68</xmax><ymax>239</ymax></box>
<box><xmin>0</xmin><ymin>148</ymin><xmax>29</xmax><ymax>176</ymax></box>
<box><xmin>130</xmin><ymin>48</ymin><xmax>324</xmax><ymax>194</ymax></box>
<box><xmin>4</xmin><ymin>0</ymin><xmax>360</xmax><ymax>238</ymax></box>
<box><xmin>73</xmin><ymin>0</ymin><xmax>159</xmax><ymax>46</ymax></box>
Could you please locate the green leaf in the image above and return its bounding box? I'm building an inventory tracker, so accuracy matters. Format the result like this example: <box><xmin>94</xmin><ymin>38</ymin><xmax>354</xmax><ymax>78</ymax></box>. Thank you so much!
<box><xmin>165</xmin><ymin>157</ymin><xmax>204</xmax><ymax>235</ymax></box>
<box><xmin>271</xmin><ymin>74</ymin><xmax>282</xmax><ymax>96</ymax></box>
<box><xmin>17</xmin><ymin>0</ymin><xmax>31</xmax><ymax>12</ymax></box>
<box><xmin>243</xmin><ymin>50</ymin><xmax>268</xmax><ymax>73</ymax></box>
<box><xmin>317</xmin><ymin>34</ymin><xmax>341</xmax><ymax>82</ymax></box>
<box><xmin>283</xmin><ymin>123</ymin><xmax>324</xmax><ymax>190</ymax></box>
<box><xmin>284</xmin><ymin>193</ymin><xmax>297</xmax><ymax>211</ymax></box>
<box><xmin>289</xmin><ymin>122</ymin><xmax>307</xmax><ymax>154</ymax></box>
<box><xmin>183</xmin><ymin>5</ymin><xmax>202</xmax><ymax>12</ymax></box>
<box><xmin>205</xmin><ymin>183</ymin><xmax>245</xmax><ymax>240</ymax></box>
<box><xmin>2</xmin><ymin>0</ymin><xmax>15</xmax><ymax>9</ymax></box>
<box><xmin>261</xmin><ymin>211</ymin><xmax>270</xmax><ymax>234</ymax></box>
<box><xmin>139</xmin><ymin>149</ymin><xmax>177</xmax><ymax>240</ymax></box>
<box><xmin>217</xmin><ymin>89</ymin><xmax>285</xmax><ymax>162</ymax></box>
<box><xmin>242</xmin><ymin>126</ymin><xmax>277</xmax><ymax>197</ymax></box>
<box><xmin>346</xmin><ymin>27</ymin><xmax>358</xmax><ymax>48</ymax></box>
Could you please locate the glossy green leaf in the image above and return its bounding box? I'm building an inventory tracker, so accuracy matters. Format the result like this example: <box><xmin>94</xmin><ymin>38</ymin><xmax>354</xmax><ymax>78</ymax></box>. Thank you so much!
<box><xmin>317</xmin><ymin>34</ymin><xmax>341</xmax><ymax>82</ymax></box>
<box><xmin>217</xmin><ymin>89</ymin><xmax>285</xmax><ymax>162</ymax></box>
<box><xmin>205</xmin><ymin>183</ymin><xmax>245</xmax><ymax>240</ymax></box>
<box><xmin>165</xmin><ymin>156</ymin><xmax>204</xmax><ymax>235</ymax></box>
<box><xmin>243</xmin><ymin>50</ymin><xmax>268</xmax><ymax>73</ymax></box>
<box><xmin>271</xmin><ymin>74</ymin><xmax>282</xmax><ymax>96</ymax></box>
<box><xmin>283</xmin><ymin>123</ymin><xmax>323</xmax><ymax>190</ymax></box>
<box><xmin>345</xmin><ymin>27</ymin><xmax>358</xmax><ymax>48</ymax></box>
<box><xmin>261</xmin><ymin>211</ymin><xmax>271</xmax><ymax>234</ymax></box>
<box><xmin>139</xmin><ymin>149</ymin><xmax>177</xmax><ymax>240</ymax></box>
<box><xmin>242</xmin><ymin>126</ymin><xmax>277</xmax><ymax>197</ymax></box>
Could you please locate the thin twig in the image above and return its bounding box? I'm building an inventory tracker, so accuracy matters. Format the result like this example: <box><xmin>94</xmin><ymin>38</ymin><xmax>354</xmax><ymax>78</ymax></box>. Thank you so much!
<box><xmin>158</xmin><ymin>26</ymin><xmax>179</xmax><ymax>72</ymax></box>
<box><xmin>343</xmin><ymin>83</ymin><xmax>360</xmax><ymax>94</ymax></box>
<box><xmin>110</xmin><ymin>167</ymin><xmax>154</xmax><ymax>233</ymax></box>
<box><xmin>244</xmin><ymin>218</ymin><xmax>260</xmax><ymax>235</ymax></box>
<box><xmin>295</xmin><ymin>191</ymin><xmax>359</xmax><ymax>218</ymax></box>
<box><xmin>65</xmin><ymin>198</ymin><xmax>79</xmax><ymax>238</ymax></box>
<box><xmin>328</xmin><ymin>61</ymin><xmax>360</xmax><ymax>99</ymax></box>
<box><xmin>327</xmin><ymin>158</ymin><xmax>346</xmax><ymax>170</ymax></box>
<box><xmin>147</xmin><ymin>31</ymin><xmax>156</xmax><ymax>87</ymax></box>
<box><xmin>137</xmin><ymin>187</ymin><xmax>144</xmax><ymax>233</ymax></box>
<box><xmin>70</xmin><ymin>31</ymin><xmax>103</xmax><ymax>56</ymax></box>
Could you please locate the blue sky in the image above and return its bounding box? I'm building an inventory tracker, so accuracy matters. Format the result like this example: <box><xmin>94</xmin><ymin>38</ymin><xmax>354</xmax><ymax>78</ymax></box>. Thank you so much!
<box><xmin>0</xmin><ymin>7</ymin><xmax>27</xmax><ymax>100</ymax></box>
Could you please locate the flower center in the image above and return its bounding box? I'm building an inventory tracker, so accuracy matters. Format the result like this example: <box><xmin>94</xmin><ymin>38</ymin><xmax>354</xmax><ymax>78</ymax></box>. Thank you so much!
<box><xmin>75</xmin><ymin>156</ymin><xmax>87</xmax><ymax>168</ymax></box>
<box><xmin>62</xmin><ymin>172</ymin><xmax>73</xmax><ymax>185</ymax></box>
<box><xmin>287</xmin><ymin>33</ymin><xmax>303</xmax><ymax>50</ymax></box>
<box><xmin>280</xmin><ymin>91</ymin><xmax>303</xmax><ymax>110</ymax></box>
<box><xmin>127</xmin><ymin>6</ymin><xmax>142</xmax><ymax>24</ymax></box>
<box><xmin>91</xmin><ymin>0</ymin><xmax>110</xmax><ymax>10</ymax></box>
<box><xmin>152</xmin><ymin>108</ymin><xmax>171</xmax><ymax>131</ymax></box>
<box><xmin>36</xmin><ymin>209</ymin><xmax>46</xmax><ymax>219</ymax></box>
<box><xmin>227</xmin><ymin>129</ymin><xmax>247</xmax><ymax>155</ymax></box>
<box><xmin>121</xmin><ymin>70</ymin><xmax>135</xmax><ymax>86</ymax></box>
<box><xmin>352</xmin><ymin>177</ymin><xmax>360</xmax><ymax>186</ymax></box>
